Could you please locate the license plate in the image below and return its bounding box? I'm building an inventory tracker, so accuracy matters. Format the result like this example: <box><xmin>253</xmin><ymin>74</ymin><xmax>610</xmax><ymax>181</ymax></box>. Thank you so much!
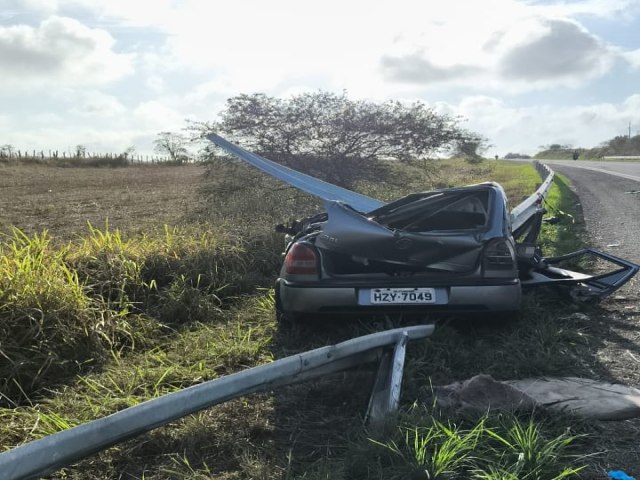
<box><xmin>370</xmin><ymin>287</ymin><xmax>436</xmax><ymax>305</ymax></box>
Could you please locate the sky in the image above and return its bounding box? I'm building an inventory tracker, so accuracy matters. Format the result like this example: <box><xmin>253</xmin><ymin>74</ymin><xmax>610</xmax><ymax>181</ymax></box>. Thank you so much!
<box><xmin>1</xmin><ymin>0</ymin><xmax>640</xmax><ymax>157</ymax></box>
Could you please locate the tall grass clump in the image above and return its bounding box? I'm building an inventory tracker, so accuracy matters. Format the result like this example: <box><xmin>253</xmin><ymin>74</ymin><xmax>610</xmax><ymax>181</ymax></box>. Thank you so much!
<box><xmin>0</xmin><ymin>292</ymin><xmax>278</xmax><ymax>474</ymax></box>
<box><xmin>68</xmin><ymin>223</ymin><xmax>277</xmax><ymax>325</ymax></box>
<box><xmin>0</xmin><ymin>221</ymin><xmax>277</xmax><ymax>406</ymax></box>
<box><xmin>479</xmin><ymin>417</ymin><xmax>584</xmax><ymax>479</ymax></box>
<box><xmin>344</xmin><ymin>407</ymin><xmax>585</xmax><ymax>480</ymax></box>
<box><xmin>0</xmin><ymin>229</ymin><xmax>106</xmax><ymax>406</ymax></box>
<box><xmin>368</xmin><ymin>418</ymin><xmax>484</xmax><ymax>479</ymax></box>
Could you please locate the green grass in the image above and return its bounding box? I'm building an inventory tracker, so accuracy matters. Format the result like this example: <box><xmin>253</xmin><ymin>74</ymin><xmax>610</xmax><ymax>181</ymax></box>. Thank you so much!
<box><xmin>368</xmin><ymin>417</ymin><xmax>484</xmax><ymax>479</ymax></box>
<box><xmin>352</xmin><ymin>409</ymin><xmax>585</xmax><ymax>480</ymax></box>
<box><xmin>0</xmin><ymin>221</ymin><xmax>277</xmax><ymax>407</ymax></box>
<box><xmin>0</xmin><ymin>294</ymin><xmax>278</xmax><ymax>478</ymax></box>
<box><xmin>0</xmin><ymin>228</ymin><xmax>107</xmax><ymax>407</ymax></box>
<box><xmin>355</xmin><ymin>158</ymin><xmax>540</xmax><ymax>206</ymax></box>
<box><xmin>0</xmin><ymin>158</ymin><xmax>598</xmax><ymax>478</ymax></box>
<box><xmin>538</xmin><ymin>173</ymin><xmax>585</xmax><ymax>256</ymax></box>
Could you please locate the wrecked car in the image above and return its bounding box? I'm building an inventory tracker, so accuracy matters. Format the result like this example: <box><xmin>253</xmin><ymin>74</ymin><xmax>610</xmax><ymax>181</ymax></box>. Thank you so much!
<box><xmin>207</xmin><ymin>133</ymin><xmax>639</xmax><ymax>321</ymax></box>
<box><xmin>274</xmin><ymin>182</ymin><xmax>522</xmax><ymax>319</ymax></box>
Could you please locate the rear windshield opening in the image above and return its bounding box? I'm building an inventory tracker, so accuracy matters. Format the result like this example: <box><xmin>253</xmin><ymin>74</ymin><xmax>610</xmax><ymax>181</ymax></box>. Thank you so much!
<box><xmin>377</xmin><ymin>191</ymin><xmax>490</xmax><ymax>232</ymax></box>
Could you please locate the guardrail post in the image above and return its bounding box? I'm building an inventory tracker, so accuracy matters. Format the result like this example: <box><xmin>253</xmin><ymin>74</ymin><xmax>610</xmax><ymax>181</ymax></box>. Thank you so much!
<box><xmin>366</xmin><ymin>331</ymin><xmax>409</xmax><ymax>427</ymax></box>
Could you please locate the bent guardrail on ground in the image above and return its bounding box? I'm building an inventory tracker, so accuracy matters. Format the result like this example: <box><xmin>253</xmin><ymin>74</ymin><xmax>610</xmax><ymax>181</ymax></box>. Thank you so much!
<box><xmin>510</xmin><ymin>161</ymin><xmax>554</xmax><ymax>233</ymax></box>
<box><xmin>0</xmin><ymin>325</ymin><xmax>434</xmax><ymax>480</ymax></box>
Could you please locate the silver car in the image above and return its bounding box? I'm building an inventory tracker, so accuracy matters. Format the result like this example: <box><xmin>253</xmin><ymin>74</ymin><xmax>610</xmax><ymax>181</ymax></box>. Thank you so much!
<box><xmin>274</xmin><ymin>182</ymin><xmax>522</xmax><ymax>321</ymax></box>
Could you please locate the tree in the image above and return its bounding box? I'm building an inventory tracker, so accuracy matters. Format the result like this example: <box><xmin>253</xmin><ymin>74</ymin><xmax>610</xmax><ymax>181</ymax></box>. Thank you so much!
<box><xmin>539</xmin><ymin>143</ymin><xmax>572</xmax><ymax>152</ymax></box>
<box><xmin>194</xmin><ymin>91</ymin><xmax>480</xmax><ymax>187</ymax></box>
<box><xmin>454</xmin><ymin>134</ymin><xmax>491</xmax><ymax>164</ymax></box>
<box><xmin>120</xmin><ymin>146</ymin><xmax>136</xmax><ymax>160</ymax></box>
<box><xmin>153</xmin><ymin>132</ymin><xmax>190</xmax><ymax>164</ymax></box>
<box><xmin>0</xmin><ymin>144</ymin><xmax>15</xmax><ymax>158</ymax></box>
<box><xmin>75</xmin><ymin>145</ymin><xmax>87</xmax><ymax>158</ymax></box>
<box><xmin>504</xmin><ymin>152</ymin><xmax>531</xmax><ymax>159</ymax></box>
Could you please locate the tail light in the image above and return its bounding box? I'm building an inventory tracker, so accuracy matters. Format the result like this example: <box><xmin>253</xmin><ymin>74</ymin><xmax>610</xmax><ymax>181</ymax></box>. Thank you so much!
<box><xmin>284</xmin><ymin>243</ymin><xmax>319</xmax><ymax>275</ymax></box>
<box><xmin>483</xmin><ymin>238</ymin><xmax>517</xmax><ymax>278</ymax></box>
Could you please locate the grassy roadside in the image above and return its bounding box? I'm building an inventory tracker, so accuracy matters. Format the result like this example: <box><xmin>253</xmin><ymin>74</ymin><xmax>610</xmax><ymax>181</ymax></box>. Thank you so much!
<box><xmin>538</xmin><ymin>172</ymin><xmax>586</xmax><ymax>256</ymax></box>
<box><xmin>0</xmin><ymin>159</ymin><xmax>603</xmax><ymax>478</ymax></box>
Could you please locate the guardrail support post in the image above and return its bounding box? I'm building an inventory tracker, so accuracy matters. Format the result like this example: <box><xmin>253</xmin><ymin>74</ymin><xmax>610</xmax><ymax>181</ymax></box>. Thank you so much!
<box><xmin>366</xmin><ymin>331</ymin><xmax>409</xmax><ymax>427</ymax></box>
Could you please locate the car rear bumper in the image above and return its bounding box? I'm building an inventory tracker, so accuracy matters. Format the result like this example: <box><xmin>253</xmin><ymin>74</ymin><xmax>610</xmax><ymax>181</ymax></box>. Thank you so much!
<box><xmin>277</xmin><ymin>278</ymin><xmax>521</xmax><ymax>315</ymax></box>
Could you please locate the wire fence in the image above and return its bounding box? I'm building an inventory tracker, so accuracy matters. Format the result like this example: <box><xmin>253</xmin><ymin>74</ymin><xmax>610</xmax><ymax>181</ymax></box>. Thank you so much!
<box><xmin>0</xmin><ymin>149</ymin><xmax>173</xmax><ymax>164</ymax></box>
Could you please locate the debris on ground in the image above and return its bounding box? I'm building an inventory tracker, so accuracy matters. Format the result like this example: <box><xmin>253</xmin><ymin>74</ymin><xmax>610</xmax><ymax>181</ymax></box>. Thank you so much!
<box><xmin>433</xmin><ymin>375</ymin><xmax>640</xmax><ymax>420</ymax></box>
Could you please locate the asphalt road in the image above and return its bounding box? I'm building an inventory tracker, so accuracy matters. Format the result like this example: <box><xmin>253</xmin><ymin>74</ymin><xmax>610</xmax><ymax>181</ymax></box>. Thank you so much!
<box><xmin>538</xmin><ymin>161</ymin><xmax>640</xmax><ymax>264</ymax></box>
<box><xmin>541</xmin><ymin>159</ymin><xmax>640</xmax><ymax>184</ymax></box>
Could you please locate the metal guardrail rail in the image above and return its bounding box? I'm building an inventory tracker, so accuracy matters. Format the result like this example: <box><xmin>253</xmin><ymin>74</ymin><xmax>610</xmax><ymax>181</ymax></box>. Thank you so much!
<box><xmin>207</xmin><ymin>133</ymin><xmax>386</xmax><ymax>213</ymax></box>
<box><xmin>0</xmin><ymin>325</ymin><xmax>434</xmax><ymax>480</ymax></box>
<box><xmin>510</xmin><ymin>161</ymin><xmax>554</xmax><ymax>232</ymax></box>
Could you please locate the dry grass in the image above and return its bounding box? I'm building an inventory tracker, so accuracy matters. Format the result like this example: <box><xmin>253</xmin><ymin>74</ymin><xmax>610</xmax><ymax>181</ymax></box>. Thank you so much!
<box><xmin>0</xmin><ymin>163</ymin><xmax>205</xmax><ymax>242</ymax></box>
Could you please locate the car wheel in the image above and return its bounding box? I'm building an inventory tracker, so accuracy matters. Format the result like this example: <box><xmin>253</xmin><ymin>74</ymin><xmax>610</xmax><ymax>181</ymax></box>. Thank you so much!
<box><xmin>274</xmin><ymin>284</ymin><xmax>298</xmax><ymax>324</ymax></box>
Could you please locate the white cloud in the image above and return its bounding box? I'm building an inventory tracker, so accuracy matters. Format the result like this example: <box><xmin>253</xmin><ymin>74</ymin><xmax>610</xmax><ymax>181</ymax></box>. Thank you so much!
<box><xmin>133</xmin><ymin>100</ymin><xmax>186</xmax><ymax>131</ymax></box>
<box><xmin>8</xmin><ymin>0</ymin><xmax>627</xmax><ymax>96</ymax></box>
<box><xmin>623</xmin><ymin>93</ymin><xmax>640</xmax><ymax>110</ymax></box>
<box><xmin>70</xmin><ymin>91</ymin><xmax>127</xmax><ymax>117</ymax></box>
<box><xmin>61</xmin><ymin>0</ymin><xmax>178</xmax><ymax>27</ymax></box>
<box><xmin>447</xmin><ymin>94</ymin><xmax>640</xmax><ymax>155</ymax></box>
<box><xmin>496</xmin><ymin>18</ymin><xmax>613</xmax><ymax>82</ymax></box>
<box><xmin>0</xmin><ymin>16</ymin><xmax>133</xmax><ymax>89</ymax></box>
<box><xmin>31</xmin><ymin>112</ymin><xmax>65</xmax><ymax>125</ymax></box>
<box><xmin>623</xmin><ymin>49</ymin><xmax>640</xmax><ymax>68</ymax></box>
<box><xmin>5</xmin><ymin>0</ymin><xmax>59</xmax><ymax>14</ymax></box>
<box><xmin>535</xmin><ymin>0</ymin><xmax>640</xmax><ymax>20</ymax></box>
<box><xmin>379</xmin><ymin>15</ymin><xmax>616</xmax><ymax>91</ymax></box>
<box><xmin>3</xmin><ymin>119</ymin><xmax>157</xmax><ymax>156</ymax></box>
<box><xmin>380</xmin><ymin>54</ymin><xmax>483</xmax><ymax>84</ymax></box>
<box><xmin>2</xmin><ymin>0</ymin><xmax>639</xmax><ymax>157</ymax></box>
<box><xmin>25</xmin><ymin>0</ymin><xmax>59</xmax><ymax>11</ymax></box>
<box><xmin>144</xmin><ymin>75</ymin><xmax>165</xmax><ymax>94</ymax></box>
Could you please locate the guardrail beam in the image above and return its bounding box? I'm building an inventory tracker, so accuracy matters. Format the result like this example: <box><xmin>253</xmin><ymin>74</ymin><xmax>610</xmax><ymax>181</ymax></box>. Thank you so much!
<box><xmin>0</xmin><ymin>325</ymin><xmax>434</xmax><ymax>480</ymax></box>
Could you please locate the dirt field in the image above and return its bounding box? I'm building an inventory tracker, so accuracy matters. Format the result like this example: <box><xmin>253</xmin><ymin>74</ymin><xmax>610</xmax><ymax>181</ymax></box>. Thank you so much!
<box><xmin>0</xmin><ymin>163</ymin><xmax>206</xmax><ymax>242</ymax></box>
